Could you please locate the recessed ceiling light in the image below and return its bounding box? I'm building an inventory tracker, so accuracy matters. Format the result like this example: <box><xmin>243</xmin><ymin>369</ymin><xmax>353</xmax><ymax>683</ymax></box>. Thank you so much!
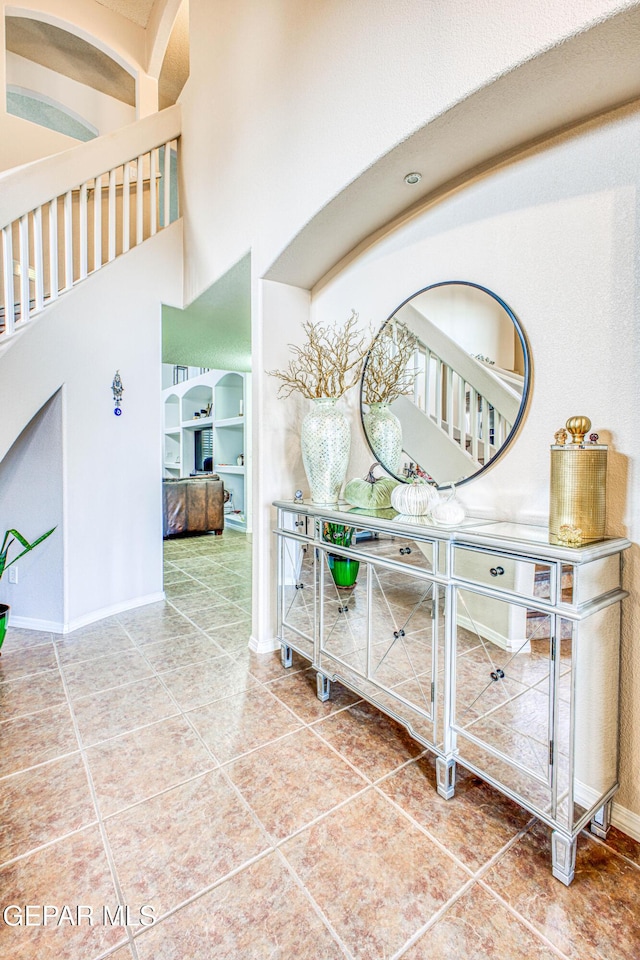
<box><xmin>404</xmin><ymin>172</ymin><xmax>422</xmax><ymax>185</ymax></box>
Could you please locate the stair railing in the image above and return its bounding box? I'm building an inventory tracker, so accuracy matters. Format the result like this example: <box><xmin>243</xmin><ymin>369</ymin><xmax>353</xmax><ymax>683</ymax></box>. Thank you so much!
<box><xmin>388</xmin><ymin>309</ymin><xmax>524</xmax><ymax>471</ymax></box>
<box><xmin>0</xmin><ymin>105</ymin><xmax>181</xmax><ymax>341</ymax></box>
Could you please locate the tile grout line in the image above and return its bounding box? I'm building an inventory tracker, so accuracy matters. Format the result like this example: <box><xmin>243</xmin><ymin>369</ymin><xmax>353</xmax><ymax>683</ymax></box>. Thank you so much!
<box><xmin>368</xmin><ymin>780</ymin><xmax>477</xmax><ymax>880</ymax></box>
<box><xmin>112</xmin><ymin>612</ymin><xmax>283</xmax><ymax>896</ymax></box>
<box><xmin>51</xmin><ymin>639</ymin><xmax>142</xmax><ymax>960</ymax></box>
<box><xmin>475</xmin><ymin>875</ymin><xmax>572</xmax><ymax>960</ymax></box>
<box><xmin>274</xmin><ymin>846</ymin><xmax>355</xmax><ymax>959</ymax></box>
<box><xmin>583</xmin><ymin>827</ymin><xmax>640</xmax><ymax>874</ymax></box>
<box><xmin>389</xmin><ymin>874</ymin><xmax>478</xmax><ymax>959</ymax></box>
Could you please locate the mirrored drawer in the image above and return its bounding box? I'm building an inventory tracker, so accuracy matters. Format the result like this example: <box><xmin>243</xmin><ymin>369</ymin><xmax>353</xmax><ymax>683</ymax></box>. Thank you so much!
<box><xmin>326</xmin><ymin>524</ymin><xmax>436</xmax><ymax>573</ymax></box>
<box><xmin>452</xmin><ymin>546</ymin><xmax>555</xmax><ymax>603</ymax></box>
<box><xmin>278</xmin><ymin>511</ymin><xmax>312</xmax><ymax>537</ymax></box>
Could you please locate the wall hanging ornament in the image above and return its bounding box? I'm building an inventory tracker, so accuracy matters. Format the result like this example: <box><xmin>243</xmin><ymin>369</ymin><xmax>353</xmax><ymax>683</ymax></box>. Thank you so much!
<box><xmin>549</xmin><ymin>415</ymin><xmax>607</xmax><ymax>545</ymax></box>
<box><xmin>111</xmin><ymin>371</ymin><xmax>124</xmax><ymax>416</ymax></box>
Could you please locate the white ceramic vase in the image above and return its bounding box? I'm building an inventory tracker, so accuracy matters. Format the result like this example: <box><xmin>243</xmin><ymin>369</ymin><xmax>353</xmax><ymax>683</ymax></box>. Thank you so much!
<box><xmin>301</xmin><ymin>397</ymin><xmax>351</xmax><ymax>503</ymax></box>
<box><xmin>363</xmin><ymin>402</ymin><xmax>403</xmax><ymax>474</ymax></box>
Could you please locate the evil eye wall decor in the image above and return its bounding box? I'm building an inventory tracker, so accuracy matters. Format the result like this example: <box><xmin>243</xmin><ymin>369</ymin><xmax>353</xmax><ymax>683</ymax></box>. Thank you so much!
<box><xmin>112</xmin><ymin>371</ymin><xmax>124</xmax><ymax>415</ymax></box>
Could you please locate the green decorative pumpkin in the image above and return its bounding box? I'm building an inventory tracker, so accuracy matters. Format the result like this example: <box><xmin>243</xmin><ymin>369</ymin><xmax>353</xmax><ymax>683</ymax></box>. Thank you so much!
<box><xmin>344</xmin><ymin>464</ymin><xmax>399</xmax><ymax>509</ymax></box>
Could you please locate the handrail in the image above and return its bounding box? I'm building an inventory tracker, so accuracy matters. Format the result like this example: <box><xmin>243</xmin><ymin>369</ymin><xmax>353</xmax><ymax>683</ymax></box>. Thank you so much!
<box><xmin>386</xmin><ymin>311</ymin><xmax>524</xmax><ymax>473</ymax></box>
<box><xmin>0</xmin><ymin>105</ymin><xmax>181</xmax><ymax>342</ymax></box>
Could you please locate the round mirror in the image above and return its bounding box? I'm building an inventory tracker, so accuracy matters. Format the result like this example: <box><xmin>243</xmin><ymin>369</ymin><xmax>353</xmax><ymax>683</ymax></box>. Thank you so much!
<box><xmin>360</xmin><ymin>280</ymin><xmax>531</xmax><ymax>488</ymax></box>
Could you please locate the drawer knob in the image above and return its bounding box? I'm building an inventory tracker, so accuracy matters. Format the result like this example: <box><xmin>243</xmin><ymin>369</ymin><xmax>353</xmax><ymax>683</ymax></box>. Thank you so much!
<box><xmin>399</xmin><ymin>547</ymin><xmax>412</xmax><ymax>556</ymax></box>
<box><xmin>295</xmin><ymin>521</ymin><xmax>304</xmax><ymax>527</ymax></box>
<box><xmin>295</xmin><ymin>582</ymin><xmax>304</xmax><ymax>590</ymax></box>
<box><xmin>490</xmin><ymin>566</ymin><xmax>505</xmax><ymax>577</ymax></box>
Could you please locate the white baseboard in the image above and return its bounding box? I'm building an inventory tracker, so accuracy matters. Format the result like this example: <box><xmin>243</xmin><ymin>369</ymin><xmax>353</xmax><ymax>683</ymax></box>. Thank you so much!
<box><xmin>610</xmin><ymin>802</ymin><xmax>640</xmax><ymax>842</ymax></box>
<box><xmin>10</xmin><ymin>615</ymin><xmax>66</xmax><ymax>633</ymax></box>
<box><xmin>249</xmin><ymin>634</ymin><xmax>280</xmax><ymax>654</ymax></box>
<box><xmin>10</xmin><ymin>592</ymin><xmax>166</xmax><ymax>635</ymax></box>
<box><xmin>456</xmin><ymin>614</ymin><xmax>509</xmax><ymax>651</ymax></box>
<box><xmin>572</xmin><ymin>780</ymin><xmax>640</xmax><ymax>842</ymax></box>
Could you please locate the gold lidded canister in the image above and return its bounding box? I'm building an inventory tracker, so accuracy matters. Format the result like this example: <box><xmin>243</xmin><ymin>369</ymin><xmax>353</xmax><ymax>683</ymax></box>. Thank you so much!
<box><xmin>549</xmin><ymin>416</ymin><xmax>607</xmax><ymax>545</ymax></box>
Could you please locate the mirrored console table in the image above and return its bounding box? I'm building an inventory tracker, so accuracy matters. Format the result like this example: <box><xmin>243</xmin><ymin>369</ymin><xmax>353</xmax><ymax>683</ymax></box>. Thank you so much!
<box><xmin>273</xmin><ymin>499</ymin><xmax>630</xmax><ymax>885</ymax></box>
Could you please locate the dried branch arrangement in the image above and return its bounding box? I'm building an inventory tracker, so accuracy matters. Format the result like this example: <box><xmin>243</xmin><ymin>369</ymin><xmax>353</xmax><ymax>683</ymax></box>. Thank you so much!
<box><xmin>362</xmin><ymin>321</ymin><xmax>419</xmax><ymax>404</ymax></box>
<box><xmin>268</xmin><ymin>311</ymin><xmax>369</xmax><ymax>399</ymax></box>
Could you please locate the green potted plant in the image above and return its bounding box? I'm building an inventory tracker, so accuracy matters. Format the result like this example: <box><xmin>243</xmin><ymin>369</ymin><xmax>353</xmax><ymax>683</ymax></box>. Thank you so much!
<box><xmin>0</xmin><ymin>526</ymin><xmax>56</xmax><ymax>652</ymax></box>
<box><xmin>322</xmin><ymin>521</ymin><xmax>359</xmax><ymax>589</ymax></box>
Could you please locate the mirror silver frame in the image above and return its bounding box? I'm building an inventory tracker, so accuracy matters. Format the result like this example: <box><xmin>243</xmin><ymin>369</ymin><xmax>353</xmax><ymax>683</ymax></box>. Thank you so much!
<box><xmin>359</xmin><ymin>280</ymin><xmax>532</xmax><ymax>489</ymax></box>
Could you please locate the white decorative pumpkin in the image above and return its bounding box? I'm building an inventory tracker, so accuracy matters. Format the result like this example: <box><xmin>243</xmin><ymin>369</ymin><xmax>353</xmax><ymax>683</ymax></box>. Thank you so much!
<box><xmin>431</xmin><ymin>487</ymin><xmax>466</xmax><ymax>526</ymax></box>
<box><xmin>390</xmin><ymin>480</ymin><xmax>439</xmax><ymax>516</ymax></box>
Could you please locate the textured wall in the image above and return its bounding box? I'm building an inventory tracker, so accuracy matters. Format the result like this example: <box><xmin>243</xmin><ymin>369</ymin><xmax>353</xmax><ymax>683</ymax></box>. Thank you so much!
<box><xmin>311</xmin><ymin>103</ymin><xmax>640</xmax><ymax>818</ymax></box>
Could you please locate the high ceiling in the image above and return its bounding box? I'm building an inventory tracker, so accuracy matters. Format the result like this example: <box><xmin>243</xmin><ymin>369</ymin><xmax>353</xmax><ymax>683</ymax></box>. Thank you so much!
<box><xmin>5</xmin><ymin>2</ymin><xmax>189</xmax><ymax>107</ymax></box>
<box><xmin>94</xmin><ymin>0</ymin><xmax>157</xmax><ymax>29</ymax></box>
<box><xmin>5</xmin><ymin>16</ymin><xmax>136</xmax><ymax>104</ymax></box>
<box><xmin>159</xmin><ymin>1</ymin><xmax>190</xmax><ymax>110</ymax></box>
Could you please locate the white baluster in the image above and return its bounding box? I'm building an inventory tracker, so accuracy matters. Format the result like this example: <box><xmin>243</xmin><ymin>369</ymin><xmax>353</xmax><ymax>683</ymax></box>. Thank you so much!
<box><xmin>434</xmin><ymin>356</ymin><xmax>443</xmax><ymax>428</ymax></box>
<box><xmin>33</xmin><ymin>206</ymin><xmax>44</xmax><ymax>311</ymax></box>
<box><xmin>457</xmin><ymin>375</ymin><xmax>466</xmax><ymax>451</ymax></box>
<box><xmin>63</xmin><ymin>190</ymin><xmax>73</xmax><ymax>290</ymax></box>
<box><xmin>79</xmin><ymin>183</ymin><xmax>88</xmax><ymax>280</ymax></box>
<box><xmin>163</xmin><ymin>141</ymin><xmax>171</xmax><ymax>227</ymax></box>
<box><xmin>122</xmin><ymin>161</ymin><xmax>131</xmax><ymax>253</ymax></box>
<box><xmin>423</xmin><ymin>349</ymin><xmax>431</xmax><ymax>417</ymax></box>
<box><xmin>2</xmin><ymin>225</ymin><xmax>15</xmax><ymax>336</ymax></box>
<box><xmin>469</xmin><ymin>386</ymin><xmax>479</xmax><ymax>462</ymax></box>
<box><xmin>136</xmin><ymin>154</ymin><xmax>144</xmax><ymax>245</ymax></box>
<box><xmin>108</xmin><ymin>167</ymin><xmax>117</xmax><ymax>262</ymax></box>
<box><xmin>445</xmin><ymin>365</ymin><xmax>454</xmax><ymax>437</ymax></box>
<box><xmin>49</xmin><ymin>199</ymin><xmax>59</xmax><ymax>300</ymax></box>
<box><xmin>150</xmin><ymin>147</ymin><xmax>157</xmax><ymax>236</ymax></box>
<box><xmin>19</xmin><ymin>213</ymin><xmax>30</xmax><ymax>322</ymax></box>
<box><xmin>94</xmin><ymin>174</ymin><xmax>102</xmax><ymax>271</ymax></box>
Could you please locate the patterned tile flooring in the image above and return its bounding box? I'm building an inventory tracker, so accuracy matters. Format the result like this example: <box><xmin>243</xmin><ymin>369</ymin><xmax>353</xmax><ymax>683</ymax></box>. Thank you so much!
<box><xmin>1</xmin><ymin>529</ymin><xmax>640</xmax><ymax>959</ymax></box>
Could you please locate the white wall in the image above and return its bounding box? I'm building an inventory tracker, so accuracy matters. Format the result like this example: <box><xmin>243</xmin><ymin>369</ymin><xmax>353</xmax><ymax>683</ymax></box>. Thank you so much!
<box><xmin>311</xmin><ymin>105</ymin><xmax>640</xmax><ymax>822</ymax></box>
<box><xmin>0</xmin><ymin>222</ymin><xmax>183</xmax><ymax>630</ymax></box>
<box><xmin>177</xmin><ymin>0</ymin><xmax>640</xmax><ymax>821</ymax></box>
<box><xmin>181</xmin><ymin>0</ymin><xmax>637</xmax><ymax>294</ymax></box>
<box><xmin>0</xmin><ymin>391</ymin><xmax>63</xmax><ymax>627</ymax></box>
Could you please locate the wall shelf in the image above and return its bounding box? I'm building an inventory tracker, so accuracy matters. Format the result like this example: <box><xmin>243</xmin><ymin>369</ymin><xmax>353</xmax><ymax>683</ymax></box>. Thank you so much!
<box><xmin>182</xmin><ymin>416</ymin><xmax>213</xmax><ymax>430</ymax></box>
<box><xmin>215</xmin><ymin>416</ymin><xmax>244</xmax><ymax>428</ymax></box>
<box><xmin>162</xmin><ymin>369</ymin><xmax>249</xmax><ymax>532</ymax></box>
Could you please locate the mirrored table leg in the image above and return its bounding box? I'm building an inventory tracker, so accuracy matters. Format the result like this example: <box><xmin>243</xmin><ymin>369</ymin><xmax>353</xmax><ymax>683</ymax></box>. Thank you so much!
<box><xmin>317</xmin><ymin>672</ymin><xmax>331</xmax><ymax>702</ymax></box>
<box><xmin>281</xmin><ymin>644</ymin><xmax>293</xmax><ymax>668</ymax></box>
<box><xmin>551</xmin><ymin>831</ymin><xmax>577</xmax><ymax>885</ymax></box>
<box><xmin>590</xmin><ymin>799</ymin><xmax>612</xmax><ymax>839</ymax></box>
<box><xmin>436</xmin><ymin>757</ymin><xmax>456</xmax><ymax>799</ymax></box>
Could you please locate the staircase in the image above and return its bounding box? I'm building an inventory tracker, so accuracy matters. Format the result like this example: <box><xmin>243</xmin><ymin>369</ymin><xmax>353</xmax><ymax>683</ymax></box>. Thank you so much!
<box><xmin>388</xmin><ymin>306</ymin><xmax>524</xmax><ymax>484</ymax></box>
<box><xmin>0</xmin><ymin>105</ymin><xmax>181</xmax><ymax>342</ymax></box>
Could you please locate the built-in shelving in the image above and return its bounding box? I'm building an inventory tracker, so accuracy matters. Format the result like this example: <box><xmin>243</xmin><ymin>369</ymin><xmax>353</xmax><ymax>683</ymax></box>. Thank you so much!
<box><xmin>162</xmin><ymin>368</ymin><xmax>250</xmax><ymax>531</ymax></box>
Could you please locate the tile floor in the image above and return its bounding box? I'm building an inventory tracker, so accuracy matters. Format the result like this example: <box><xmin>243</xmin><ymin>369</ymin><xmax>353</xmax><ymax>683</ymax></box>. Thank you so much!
<box><xmin>1</xmin><ymin>529</ymin><xmax>640</xmax><ymax>959</ymax></box>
